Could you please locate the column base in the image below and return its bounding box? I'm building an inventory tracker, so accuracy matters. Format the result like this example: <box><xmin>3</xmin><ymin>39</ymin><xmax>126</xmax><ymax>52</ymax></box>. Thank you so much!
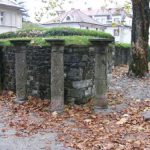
<box><xmin>14</xmin><ymin>97</ymin><xmax>27</xmax><ymax>104</ymax></box>
<box><xmin>50</xmin><ymin>108</ymin><xmax>64</xmax><ymax>114</ymax></box>
<box><xmin>94</xmin><ymin>97</ymin><xmax>108</xmax><ymax>109</ymax></box>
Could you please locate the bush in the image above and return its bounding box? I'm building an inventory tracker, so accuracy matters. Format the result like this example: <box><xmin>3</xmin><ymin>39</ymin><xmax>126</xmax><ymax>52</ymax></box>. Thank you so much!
<box><xmin>17</xmin><ymin>29</ymin><xmax>45</xmax><ymax>38</ymax></box>
<box><xmin>0</xmin><ymin>27</ymin><xmax>113</xmax><ymax>39</ymax></box>
<box><xmin>44</xmin><ymin>27</ymin><xmax>113</xmax><ymax>38</ymax></box>
<box><xmin>0</xmin><ymin>32</ymin><xmax>17</xmax><ymax>39</ymax></box>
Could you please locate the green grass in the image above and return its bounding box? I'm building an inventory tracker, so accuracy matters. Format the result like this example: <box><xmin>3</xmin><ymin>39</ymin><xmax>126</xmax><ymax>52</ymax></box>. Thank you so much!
<box><xmin>115</xmin><ymin>43</ymin><xmax>131</xmax><ymax>49</ymax></box>
<box><xmin>0</xmin><ymin>26</ymin><xmax>113</xmax><ymax>46</ymax></box>
<box><xmin>0</xmin><ymin>36</ymin><xmax>97</xmax><ymax>46</ymax></box>
<box><xmin>0</xmin><ymin>27</ymin><xmax>113</xmax><ymax>39</ymax></box>
<box><xmin>44</xmin><ymin>27</ymin><xmax>113</xmax><ymax>39</ymax></box>
<box><xmin>22</xmin><ymin>22</ymin><xmax>45</xmax><ymax>30</ymax></box>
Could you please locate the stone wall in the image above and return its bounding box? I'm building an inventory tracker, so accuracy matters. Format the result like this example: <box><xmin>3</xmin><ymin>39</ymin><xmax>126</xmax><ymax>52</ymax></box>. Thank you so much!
<box><xmin>1</xmin><ymin>38</ymin><xmax>114</xmax><ymax>111</ymax></box>
<box><xmin>1</xmin><ymin>45</ymin><xmax>95</xmax><ymax>104</ymax></box>
<box><xmin>1</xmin><ymin>43</ymin><xmax>131</xmax><ymax>103</ymax></box>
<box><xmin>114</xmin><ymin>46</ymin><xmax>131</xmax><ymax>66</ymax></box>
<box><xmin>26</xmin><ymin>46</ymin><xmax>51</xmax><ymax>99</ymax></box>
<box><xmin>2</xmin><ymin>47</ymin><xmax>15</xmax><ymax>91</ymax></box>
<box><xmin>64</xmin><ymin>45</ymin><xmax>95</xmax><ymax>104</ymax></box>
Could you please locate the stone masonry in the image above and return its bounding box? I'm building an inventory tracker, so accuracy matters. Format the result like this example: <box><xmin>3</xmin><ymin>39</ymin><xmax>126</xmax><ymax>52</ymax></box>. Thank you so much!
<box><xmin>0</xmin><ymin>38</ymin><xmax>113</xmax><ymax>111</ymax></box>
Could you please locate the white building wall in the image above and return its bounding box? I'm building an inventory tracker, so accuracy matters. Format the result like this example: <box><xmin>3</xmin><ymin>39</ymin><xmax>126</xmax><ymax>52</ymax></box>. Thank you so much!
<box><xmin>0</xmin><ymin>6</ymin><xmax>22</xmax><ymax>33</ymax></box>
<box><xmin>105</xmin><ymin>26</ymin><xmax>131</xmax><ymax>43</ymax></box>
<box><xmin>43</xmin><ymin>23</ymin><xmax>81</xmax><ymax>29</ymax></box>
<box><xmin>0</xmin><ymin>26</ymin><xmax>18</xmax><ymax>34</ymax></box>
<box><xmin>119</xmin><ymin>27</ymin><xmax>131</xmax><ymax>43</ymax></box>
<box><xmin>93</xmin><ymin>16</ymin><xmax>108</xmax><ymax>24</ymax></box>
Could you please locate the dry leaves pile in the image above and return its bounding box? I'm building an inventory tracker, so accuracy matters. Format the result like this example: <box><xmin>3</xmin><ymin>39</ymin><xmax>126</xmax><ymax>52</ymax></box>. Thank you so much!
<box><xmin>0</xmin><ymin>91</ymin><xmax>149</xmax><ymax>150</ymax></box>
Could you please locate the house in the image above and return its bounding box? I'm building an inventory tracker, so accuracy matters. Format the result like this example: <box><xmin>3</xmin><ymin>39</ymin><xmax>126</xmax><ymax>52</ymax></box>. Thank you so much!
<box><xmin>83</xmin><ymin>7</ymin><xmax>132</xmax><ymax>43</ymax></box>
<box><xmin>0</xmin><ymin>0</ymin><xmax>22</xmax><ymax>34</ymax></box>
<box><xmin>42</xmin><ymin>8</ymin><xmax>132</xmax><ymax>43</ymax></box>
<box><xmin>42</xmin><ymin>9</ymin><xmax>106</xmax><ymax>31</ymax></box>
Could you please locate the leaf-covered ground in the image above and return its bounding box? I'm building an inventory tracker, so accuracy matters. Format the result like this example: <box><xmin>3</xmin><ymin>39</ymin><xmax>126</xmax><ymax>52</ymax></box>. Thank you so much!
<box><xmin>0</xmin><ymin>65</ymin><xmax>149</xmax><ymax>150</ymax></box>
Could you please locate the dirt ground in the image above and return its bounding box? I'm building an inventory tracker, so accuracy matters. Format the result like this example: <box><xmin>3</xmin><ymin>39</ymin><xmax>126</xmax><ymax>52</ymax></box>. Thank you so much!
<box><xmin>0</xmin><ymin>65</ymin><xmax>149</xmax><ymax>150</ymax></box>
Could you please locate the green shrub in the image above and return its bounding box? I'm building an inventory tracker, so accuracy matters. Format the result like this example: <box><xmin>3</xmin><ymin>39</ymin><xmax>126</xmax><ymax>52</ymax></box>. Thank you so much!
<box><xmin>0</xmin><ymin>27</ymin><xmax>113</xmax><ymax>39</ymax></box>
<box><xmin>44</xmin><ymin>27</ymin><xmax>113</xmax><ymax>38</ymax></box>
<box><xmin>22</xmin><ymin>22</ymin><xmax>45</xmax><ymax>30</ymax></box>
<box><xmin>17</xmin><ymin>29</ymin><xmax>45</xmax><ymax>38</ymax></box>
<box><xmin>0</xmin><ymin>32</ymin><xmax>17</xmax><ymax>39</ymax></box>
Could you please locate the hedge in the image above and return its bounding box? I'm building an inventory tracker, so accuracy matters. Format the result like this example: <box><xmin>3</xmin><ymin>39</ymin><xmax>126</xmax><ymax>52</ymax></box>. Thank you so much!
<box><xmin>0</xmin><ymin>27</ymin><xmax>113</xmax><ymax>39</ymax></box>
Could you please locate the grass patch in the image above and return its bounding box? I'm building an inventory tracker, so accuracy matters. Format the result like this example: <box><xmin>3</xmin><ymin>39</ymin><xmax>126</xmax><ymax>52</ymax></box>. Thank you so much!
<box><xmin>115</xmin><ymin>43</ymin><xmax>131</xmax><ymax>49</ymax></box>
<box><xmin>0</xmin><ymin>27</ymin><xmax>113</xmax><ymax>39</ymax></box>
<box><xmin>0</xmin><ymin>36</ymin><xmax>97</xmax><ymax>46</ymax></box>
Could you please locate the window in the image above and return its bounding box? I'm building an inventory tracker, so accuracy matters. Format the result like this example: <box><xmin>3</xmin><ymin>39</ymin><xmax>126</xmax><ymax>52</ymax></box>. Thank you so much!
<box><xmin>66</xmin><ymin>16</ymin><xmax>71</xmax><ymax>21</ymax></box>
<box><xmin>0</xmin><ymin>12</ymin><xmax>4</xmax><ymax>25</ymax></box>
<box><xmin>107</xmin><ymin>15</ymin><xmax>112</xmax><ymax>20</ymax></box>
<box><xmin>114</xmin><ymin>29</ymin><xmax>119</xmax><ymax>36</ymax></box>
<box><xmin>114</xmin><ymin>18</ymin><xmax>120</xmax><ymax>23</ymax></box>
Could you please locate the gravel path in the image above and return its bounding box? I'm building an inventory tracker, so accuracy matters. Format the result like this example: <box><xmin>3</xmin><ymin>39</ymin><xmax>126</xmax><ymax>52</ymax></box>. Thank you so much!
<box><xmin>109</xmin><ymin>65</ymin><xmax>150</xmax><ymax>100</ymax></box>
<box><xmin>109</xmin><ymin>76</ymin><xmax>150</xmax><ymax>100</ymax></box>
<box><xmin>0</xmin><ymin>65</ymin><xmax>149</xmax><ymax>150</ymax></box>
<box><xmin>0</xmin><ymin>106</ymin><xmax>72</xmax><ymax>150</ymax></box>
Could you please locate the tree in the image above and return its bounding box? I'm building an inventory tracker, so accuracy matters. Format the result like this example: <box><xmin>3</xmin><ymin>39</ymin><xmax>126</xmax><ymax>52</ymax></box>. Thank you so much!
<box><xmin>16</xmin><ymin>0</ymin><xmax>29</xmax><ymax>21</ymax></box>
<box><xmin>129</xmin><ymin>0</ymin><xmax>150</xmax><ymax>77</ymax></box>
<box><xmin>34</xmin><ymin>0</ymin><xmax>67</xmax><ymax>22</ymax></box>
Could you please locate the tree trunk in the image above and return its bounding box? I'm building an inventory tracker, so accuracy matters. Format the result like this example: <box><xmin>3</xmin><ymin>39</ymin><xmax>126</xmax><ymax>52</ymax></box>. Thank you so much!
<box><xmin>129</xmin><ymin>0</ymin><xmax>149</xmax><ymax>77</ymax></box>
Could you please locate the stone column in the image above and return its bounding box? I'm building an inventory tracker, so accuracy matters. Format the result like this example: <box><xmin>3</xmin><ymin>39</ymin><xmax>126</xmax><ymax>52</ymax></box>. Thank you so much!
<box><xmin>10</xmin><ymin>40</ymin><xmax>31</xmax><ymax>103</ymax></box>
<box><xmin>45</xmin><ymin>39</ymin><xmax>65</xmax><ymax>113</ymax></box>
<box><xmin>90</xmin><ymin>38</ymin><xmax>114</xmax><ymax>109</ymax></box>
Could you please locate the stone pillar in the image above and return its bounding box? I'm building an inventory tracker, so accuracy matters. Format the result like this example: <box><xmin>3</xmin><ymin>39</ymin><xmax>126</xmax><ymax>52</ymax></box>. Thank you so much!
<box><xmin>10</xmin><ymin>40</ymin><xmax>31</xmax><ymax>103</ymax></box>
<box><xmin>90</xmin><ymin>38</ymin><xmax>114</xmax><ymax>109</ymax></box>
<box><xmin>45</xmin><ymin>39</ymin><xmax>65</xmax><ymax>113</ymax></box>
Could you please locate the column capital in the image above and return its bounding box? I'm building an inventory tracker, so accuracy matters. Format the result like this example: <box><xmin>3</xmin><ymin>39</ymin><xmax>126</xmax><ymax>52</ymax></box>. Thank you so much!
<box><xmin>45</xmin><ymin>39</ymin><xmax>65</xmax><ymax>46</ymax></box>
<box><xmin>10</xmin><ymin>39</ymin><xmax>31</xmax><ymax>46</ymax></box>
<box><xmin>89</xmin><ymin>38</ymin><xmax>114</xmax><ymax>47</ymax></box>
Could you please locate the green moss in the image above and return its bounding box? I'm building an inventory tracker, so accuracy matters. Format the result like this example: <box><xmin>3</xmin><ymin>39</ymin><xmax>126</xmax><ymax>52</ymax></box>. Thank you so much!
<box><xmin>0</xmin><ymin>36</ymin><xmax>98</xmax><ymax>46</ymax></box>
<box><xmin>44</xmin><ymin>27</ymin><xmax>113</xmax><ymax>39</ymax></box>
<box><xmin>22</xmin><ymin>22</ymin><xmax>45</xmax><ymax>30</ymax></box>
<box><xmin>115</xmin><ymin>43</ymin><xmax>131</xmax><ymax>49</ymax></box>
<box><xmin>0</xmin><ymin>27</ymin><xmax>113</xmax><ymax>39</ymax></box>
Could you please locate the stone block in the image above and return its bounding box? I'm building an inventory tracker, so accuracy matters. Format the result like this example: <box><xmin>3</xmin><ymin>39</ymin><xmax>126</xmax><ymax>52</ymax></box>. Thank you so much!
<box><xmin>72</xmin><ymin>80</ymin><xmax>93</xmax><ymax>89</ymax></box>
<box><xmin>67</xmin><ymin>88</ymin><xmax>85</xmax><ymax>98</ymax></box>
<box><xmin>142</xmin><ymin>111</ymin><xmax>150</xmax><ymax>121</ymax></box>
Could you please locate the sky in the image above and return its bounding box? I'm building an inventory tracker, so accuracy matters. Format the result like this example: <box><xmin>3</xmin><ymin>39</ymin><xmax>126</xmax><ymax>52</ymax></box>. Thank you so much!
<box><xmin>19</xmin><ymin>0</ymin><xmax>129</xmax><ymax>22</ymax></box>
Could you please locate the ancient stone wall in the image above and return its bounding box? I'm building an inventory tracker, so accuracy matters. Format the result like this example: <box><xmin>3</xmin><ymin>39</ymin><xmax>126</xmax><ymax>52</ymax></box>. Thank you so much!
<box><xmin>64</xmin><ymin>45</ymin><xmax>95</xmax><ymax>104</ymax></box>
<box><xmin>1</xmin><ymin>45</ymin><xmax>95</xmax><ymax>104</ymax></box>
<box><xmin>0</xmin><ymin>38</ymin><xmax>113</xmax><ymax>111</ymax></box>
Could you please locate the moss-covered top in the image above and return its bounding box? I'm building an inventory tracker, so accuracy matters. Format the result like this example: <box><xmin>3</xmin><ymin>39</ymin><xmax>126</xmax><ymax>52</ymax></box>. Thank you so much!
<box><xmin>115</xmin><ymin>43</ymin><xmax>131</xmax><ymax>49</ymax></box>
<box><xmin>0</xmin><ymin>27</ymin><xmax>114</xmax><ymax>46</ymax></box>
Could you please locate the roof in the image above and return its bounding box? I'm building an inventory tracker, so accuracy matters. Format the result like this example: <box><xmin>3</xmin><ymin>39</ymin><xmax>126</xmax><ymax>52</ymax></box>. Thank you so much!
<box><xmin>44</xmin><ymin>9</ymin><xmax>103</xmax><ymax>25</ymax></box>
<box><xmin>0</xmin><ymin>0</ymin><xmax>21</xmax><ymax>8</ymax></box>
<box><xmin>83</xmin><ymin>7</ymin><xmax>126</xmax><ymax>16</ymax></box>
